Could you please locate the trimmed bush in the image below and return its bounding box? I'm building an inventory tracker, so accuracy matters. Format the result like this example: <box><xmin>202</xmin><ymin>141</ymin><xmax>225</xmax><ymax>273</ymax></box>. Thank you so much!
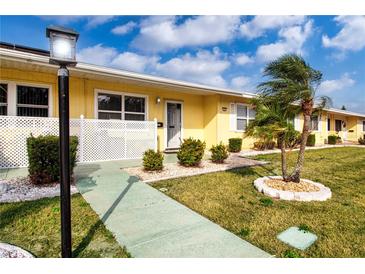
<box><xmin>210</xmin><ymin>143</ymin><xmax>229</xmax><ymax>163</ymax></box>
<box><xmin>228</xmin><ymin>138</ymin><xmax>242</xmax><ymax>152</ymax></box>
<box><xmin>26</xmin><ymin>135</ymin><xmax>78</xmax><ymax>185</ymax></box>
<box><xmin>358</xmin><ymin>137</ymin><xmax>365</xmax><ymax>145</ymax></box>
<box><xmin>254</xmin><ymin>140</ymin><xmax>276</xmax><ymax>150</ymax></box>
<box><xmin>143</xmin><ymin>149</ymin><xmax>164</xmax><ymax>171</ymax></box>
<box><xmin>336</xmin><ymin>136</ymin><xmax>342</xmax><ymax>144</ymax></box>
<box><xmin>177</xmin><ymin>137</ymin><xmax>206</xmax><ymax>167</ymax></box>
<box><xmin>306</xmin><ymin>134</ymin><xmax>316</xmax><ymax>147</ymax></box>
<box><xmin>328</xmin><ymin>134</ymin><xmax>337</xmax><ymax>145</ymax></box>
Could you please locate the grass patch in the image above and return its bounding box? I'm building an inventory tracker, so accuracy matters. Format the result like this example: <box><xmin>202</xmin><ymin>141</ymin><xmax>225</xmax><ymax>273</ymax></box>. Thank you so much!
<box><xmin>298</xmin><ymin>224</ymin><xmax>311</xmax><ymax>233</ymax></box>
<box><xmin>259</xmin><ymin>197</ymin><xmax>273</xmax><ymax>207</ymax></box>
<box><xmin>152</xmin><ymin>147</ymin><xmax>365</xmax><ymax>257</ymax></box>
<box><xmin>0</xmin><ymin>194</ymin><xmax>130</xmax><ymax>258</ymax></box>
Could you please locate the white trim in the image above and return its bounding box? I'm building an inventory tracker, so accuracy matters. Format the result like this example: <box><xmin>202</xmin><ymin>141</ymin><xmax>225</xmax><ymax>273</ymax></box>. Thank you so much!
<box><xmin>0</xmin><ymin>79</ymin><xmax>53</xmax><ymax>117</ymax></box>
<box><xmin>94</xmin><ymin>88</ymin><xmax>148</xmax><ymax>121</ymax></box>
<box><xmin>164</xmin><ymin>100</ymin><xmax>184</xmax><ymax>150</ymax></box>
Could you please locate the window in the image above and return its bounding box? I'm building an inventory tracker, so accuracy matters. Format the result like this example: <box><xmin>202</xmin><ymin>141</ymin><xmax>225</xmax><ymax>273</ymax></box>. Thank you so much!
<box><xmin>335</xmin><ymin>119</ymin><xmax>342</xmax><ymax>132</ymax></box>
<box><xmin>97</xmin><ymin>91</ymin><xmax>146</xmax><ymax>121</ymax></box>
<box><xmin>309</xmin><ymin>115</ymin><xmax>319</xmax><ymax>131</ymax></box>
<box><xmin>327</xmin><ymin>118</ymin><xmax>331</xmax><ymax>131</ymax></box>
<box><xmin>17</xmin><ymin>85</ymin><xmax>49</xmax><ymax>117</ymax></box>
<box><xmin>363</xmin><ymin>121</ymin><xmax>365</xmax><ymax>132</ymax></box>
<box><xmin>0</xmin><ymin>83</ymin><xmax>7</xmax><ymax>115</ymax></box>
<box><xmin>232</xmin><ymin>103</ymin><xmax>256</xmax><ymax>131</ymax></box>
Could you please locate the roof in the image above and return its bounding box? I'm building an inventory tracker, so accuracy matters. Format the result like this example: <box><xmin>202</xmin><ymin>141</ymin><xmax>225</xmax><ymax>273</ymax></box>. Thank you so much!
<box><xmin>0</xmin><ymin>42</ymin><xmax>255</xmax><ymax>98</ymax></box>
<box><xmin>0</xmin><ymin>42</ymin><xmax>364</xmax><ymax>118</ymax></box>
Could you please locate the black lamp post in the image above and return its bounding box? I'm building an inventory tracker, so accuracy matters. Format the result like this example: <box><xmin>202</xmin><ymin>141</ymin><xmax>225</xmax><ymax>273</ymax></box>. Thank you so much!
<box><xmin>46</xmin><ymin>25</ymin><xmax>79</xmax><ymax>258</ymax></box>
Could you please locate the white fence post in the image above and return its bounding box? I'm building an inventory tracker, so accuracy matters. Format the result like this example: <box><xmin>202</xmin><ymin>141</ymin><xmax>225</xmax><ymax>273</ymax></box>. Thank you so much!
<box><xmin>154</xmin><ymin>118</ymin><xmax>158</xmax><ymax>152</ymax></box>
<box><xmin>79</xmin><ymin>114</ymin><xmax>85</xmax><ymax>162</ymax></box>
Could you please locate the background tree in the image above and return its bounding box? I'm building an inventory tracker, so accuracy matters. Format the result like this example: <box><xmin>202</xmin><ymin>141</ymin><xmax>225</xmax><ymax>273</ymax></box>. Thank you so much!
<box><xmin>257</xmin><ymin>54</ymin><xmax>331</xmax><ymax>182</ymax></box>
<box><xmin>341</xmin><ymin>105</ymin><xmax>346</xmax><ymax>110</ymax></box>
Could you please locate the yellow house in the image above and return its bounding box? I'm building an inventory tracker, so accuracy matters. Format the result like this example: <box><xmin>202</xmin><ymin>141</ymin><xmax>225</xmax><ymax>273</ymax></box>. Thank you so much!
<box><xmin>1</xmin><ymin>43</ymin><xmax>365</xmax><ymax>153</ymax></box>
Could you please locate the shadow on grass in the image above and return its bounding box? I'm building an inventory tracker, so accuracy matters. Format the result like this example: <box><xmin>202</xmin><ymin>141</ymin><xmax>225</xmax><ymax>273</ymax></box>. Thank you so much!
<box><xmin>0</xmin><ymin>198</ymin><xmax>55</xmax><ymax>230</ymax></box>
<box><xmin>227</xmin><ymin>164</ymin><xmax>278</xmax><ymax>179</ymax></box>
<box><xmin>72</xmin><ymin>175</ymin><xmax>139</xmax><ymax>257</ymax></box>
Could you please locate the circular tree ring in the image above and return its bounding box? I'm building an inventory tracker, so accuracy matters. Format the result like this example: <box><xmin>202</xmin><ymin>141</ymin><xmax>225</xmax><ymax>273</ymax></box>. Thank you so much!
<box><xmin>254</xmin><ymin>176</ymin><xmax>331</xmax><ymax>201</ymax></box>
<box><xmin>0</xmin><ymin>242</ymin><xmax>34</xmax><ymax>258</ymax></box>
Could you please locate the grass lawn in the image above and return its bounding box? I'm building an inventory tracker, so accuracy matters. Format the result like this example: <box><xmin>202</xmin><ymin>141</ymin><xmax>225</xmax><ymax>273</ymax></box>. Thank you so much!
<box><xmin>152</xmin><ymin>147</ymin><xmax>365</xmax><ymax>258</ymax></box>
<box><xmin>0</xmin><ymin>194</ymin><xmax>130</xmax><ymax>258</ymax></box>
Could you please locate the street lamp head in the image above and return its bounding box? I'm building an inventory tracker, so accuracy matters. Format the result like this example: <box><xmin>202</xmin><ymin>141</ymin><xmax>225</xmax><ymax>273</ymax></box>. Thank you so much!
<box><xmin>46</xmin><ymin>25</ymin><xmax>79</xmax><ymax>66</ymax></box>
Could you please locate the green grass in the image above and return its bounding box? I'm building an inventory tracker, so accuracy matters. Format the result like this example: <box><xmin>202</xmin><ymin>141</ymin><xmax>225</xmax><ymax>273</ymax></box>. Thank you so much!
<box><xmin>0</xmin><ymin>194</ymin><xmax>130</xmax><ymax>258</ymax></box>
<box><xmin>152</xmin><ymin>147</ymin><xmax>365</xmax><ymax>258</ymax></box>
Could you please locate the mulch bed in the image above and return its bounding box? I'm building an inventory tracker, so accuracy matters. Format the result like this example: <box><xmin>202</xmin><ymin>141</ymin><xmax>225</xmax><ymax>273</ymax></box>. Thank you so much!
<box><xmin>265</xmin><ymin>178</ymin><xmax>320</xmax><ymax>192</ymax></box>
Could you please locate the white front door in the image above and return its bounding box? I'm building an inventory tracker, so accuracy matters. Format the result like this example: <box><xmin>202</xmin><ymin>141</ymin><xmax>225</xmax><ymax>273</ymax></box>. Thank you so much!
<box><xmin>342</xmin><ymin>120</ymin><xmax>348</xmax><ymax>141</ymax></box>
<box><xmin>166</xmin><ymin>102</ymin><xmax>182</xmax><ymax>148</ymax></box>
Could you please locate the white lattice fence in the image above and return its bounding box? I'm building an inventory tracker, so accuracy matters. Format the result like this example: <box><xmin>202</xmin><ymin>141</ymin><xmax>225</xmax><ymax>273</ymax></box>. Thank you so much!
<box><xmin>0</xmin><ymin>116</ymin><xmax>157</xmax><ymax>168</ymax></box>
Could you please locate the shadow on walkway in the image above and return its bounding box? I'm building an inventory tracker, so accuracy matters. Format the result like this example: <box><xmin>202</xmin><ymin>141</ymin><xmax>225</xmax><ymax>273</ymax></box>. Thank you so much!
<box><xmin>73</xmin><ymin>175</ymin><xmax>139</xmax><ymax>257</ymax></box>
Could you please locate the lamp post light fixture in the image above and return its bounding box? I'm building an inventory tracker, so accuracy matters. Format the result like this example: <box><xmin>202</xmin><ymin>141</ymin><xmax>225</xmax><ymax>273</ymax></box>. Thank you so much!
<box><xmin>46</xmin><ymin>25</ymin><xmax>79</xmax><ymax>258</ymax></box>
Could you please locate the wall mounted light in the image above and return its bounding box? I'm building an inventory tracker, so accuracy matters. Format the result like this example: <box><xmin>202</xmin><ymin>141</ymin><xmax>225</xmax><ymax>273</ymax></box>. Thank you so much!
<box><xmin>156</xmin><ymin>96</ymin><xmax>161</xmax><ymax>104</ymax></box>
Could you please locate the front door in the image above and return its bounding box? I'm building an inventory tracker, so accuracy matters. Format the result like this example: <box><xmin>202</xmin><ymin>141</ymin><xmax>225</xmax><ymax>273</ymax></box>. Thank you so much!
<box><xmin>166</xmin><ymin>102</ymin><xmax>182</xmax><ymax>148</ymax></box>
<box><xmin>342</xmin><ymin>120</ymin><xmax>348</xmax><ymax>141</ymax></box>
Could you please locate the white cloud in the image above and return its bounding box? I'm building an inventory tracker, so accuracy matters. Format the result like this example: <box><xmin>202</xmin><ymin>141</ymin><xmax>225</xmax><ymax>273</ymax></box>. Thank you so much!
<box><xmin>256</xmin><ymin>20</ymin><xmax>313</xmax><ymax>62</ymax></box>
<box><xmin>111</xmin><ymin>21</ymin><xmax>137</xmax><ymax>35</ymax></box>
<box><xmin>78</xmin><ymin>44</ymin><xmax>118</xmax><ymax>66</ymax></box>
<box><xmin>239</xmin><ymin>16</ymin><xmax>306</xmax><ymax>39</ymax></box>
<box><xmin>154</xmin><ymin>48</ymin><xmax>230</xmax><ymax>87</ymax></box>
<box><xmin>132</xmin><ymin>16</ymin><xmax>240</xmax><ymax>52</ymax></box>
<box><xmin>233</xmin><ymin>53</ymin><xmax>254</xmax><ymax>66</ymax></box>
<box><xmin>322</xmin><ymin>16</ymin><xmax>365</xmax><ymax>52</ymax></box>
<box><xmin>318</xmin><ymin>73</ymin><xmax>355</xmax><ymax>94</ymax></box>
<box><xmin>40</xmin><ymin>16</ymin><xmax>114</xmax><ymax>29</ymax></box>
<box><xmin>111</xmin><ymin>52</ymin><xmax>158</xmax><ymax>73</ymax></box>
<box><xmin>230</xmin><ymin>76</ymin><xmax>252</xmax><ymax>90</ymax></box>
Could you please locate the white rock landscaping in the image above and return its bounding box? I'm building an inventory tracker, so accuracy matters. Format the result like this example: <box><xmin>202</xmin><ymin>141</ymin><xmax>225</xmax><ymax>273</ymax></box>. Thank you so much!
<box><xmin>0</xmin><ymin>177</ymin><xmax>78</xmax><ymax>203</ymax></box>
<box><xmin>254</xmin><ymin>176</ymin><xmax>331</xmax><ymax>201</ymax></box>
<box><xmin>0</xmin><ymin>243</ymin><xmax>34</xmax><ymax>258</ymax></box>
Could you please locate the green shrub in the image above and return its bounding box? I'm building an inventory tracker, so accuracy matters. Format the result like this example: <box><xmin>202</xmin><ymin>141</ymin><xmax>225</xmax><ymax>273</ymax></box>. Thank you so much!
<box><xmin>254</xmin><ymin>140</ymin><xmax>276</xmax><ymax>150</ymax></box>
<box><xmin>228</xmin><ymin>138</ymin><xmax>242</xmax><ymax>152</ymax></box>
<box><xmin>143</xmin><ymin>149</ymin><xmax>164</xmax><ymax>171</ymax></box>
<box><xmin>26</xmin><ymin>135</ymin><xmax>78</xmax><ymax>185</ymax></box>
<box><xmin>328</xmin><ymin>134</ymin><xmax>337</xmax><ymax>145</ymax></box>
<box><xmin>336</xmin><ymin>136</ymin><xmax>342</xmax><ymax>144</ymax></box>
<box><xmin>210</xmin><ymin>143</ymin><xmax>229</xmax><ymax>163</ymax></box>
<box><xmin>306</xmin><ymin>134</ymin><xmax>316</xmax><ymax>146</ymax></box>
<box><xmin>177</xmin><ymin>137</ymin><xmax>206</xmax><ymax>167</ymax></box>
<box><xmin>358</xmin><ymin>137</ymin><xmax>365</xmax><ymax>145</ymax></box>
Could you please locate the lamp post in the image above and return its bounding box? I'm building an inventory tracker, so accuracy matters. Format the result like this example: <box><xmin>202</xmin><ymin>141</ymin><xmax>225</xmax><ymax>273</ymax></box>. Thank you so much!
<box><xmin>46</xmin><ymin>26</ymin><xmax>79</xmax><ymax>258</ymax></box>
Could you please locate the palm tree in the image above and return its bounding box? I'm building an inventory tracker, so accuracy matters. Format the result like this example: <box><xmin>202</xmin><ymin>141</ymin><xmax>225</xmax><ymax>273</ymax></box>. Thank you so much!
<box><xmin>257</xmin><ymin>54</ymin><xmax>331</xmax><ymax>182</ymax></box>
<box><xmin>246</xmin><ymin>99</ymin><xmax>299</xmax><ymax>180</ymax></box>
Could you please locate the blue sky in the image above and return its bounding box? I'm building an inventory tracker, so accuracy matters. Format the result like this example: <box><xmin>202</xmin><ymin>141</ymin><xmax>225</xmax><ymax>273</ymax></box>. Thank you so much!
<box><xmin>1</xmin><ymin>15</ymin><xmax>364</xmax><ymax>113</ymax></box>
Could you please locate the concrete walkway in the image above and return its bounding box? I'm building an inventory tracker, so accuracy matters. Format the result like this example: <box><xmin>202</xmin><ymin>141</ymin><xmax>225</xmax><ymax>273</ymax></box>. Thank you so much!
<box><xmin>75</xmin><ymin>161</ymin><xmax>270</xmax><ymax>258</ymax></box>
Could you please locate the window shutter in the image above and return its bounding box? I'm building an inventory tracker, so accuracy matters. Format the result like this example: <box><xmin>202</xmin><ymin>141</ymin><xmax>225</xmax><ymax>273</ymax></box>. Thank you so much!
<box><xmin>318</xmin><ymin>115</ymin><xmax>322</xmax><ymax>132</ymax></box>
<box><xmin>229</xmin><ymin>103</ymin><xmax>236</xmax><ymax>130</ymax></box>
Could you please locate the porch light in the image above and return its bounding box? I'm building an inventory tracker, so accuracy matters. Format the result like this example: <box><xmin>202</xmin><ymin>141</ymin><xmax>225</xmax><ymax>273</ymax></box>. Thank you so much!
<box><xmin>46</xmin><ymin>25</ymin><xmax>79</xmax><ymax>258</ymax></box>
<box><xmin>156</xmin><ymin>96</ymin><xmax>161</xmax><ymax>104</ymax></box>
<box><xmin>46</xmin><ymin>25</ymin><xmax>79</xmax><ymax>66</ymax></box>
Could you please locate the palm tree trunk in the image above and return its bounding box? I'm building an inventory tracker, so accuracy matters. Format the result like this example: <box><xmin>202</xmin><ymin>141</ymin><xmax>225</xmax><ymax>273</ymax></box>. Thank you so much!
<box><xmin>279</xmin><ymin>138</ymin><xmax>289</xmax><ymax>181</ymax></box>
<box><xmin>289</xmin><ymin>102</ymin><xmax>313</xmax><ymax>182</ymax></box>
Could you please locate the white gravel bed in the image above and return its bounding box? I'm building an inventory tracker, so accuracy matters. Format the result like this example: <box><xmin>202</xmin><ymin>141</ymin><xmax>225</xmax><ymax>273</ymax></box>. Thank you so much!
<box><xmin>124</xmin><ymin>154</ymin><xmax>267</xmax><ymax>183</ymax></box>
<box><xmin>0</xmin><ymin>177</ymin><xmax>78</xmax><ymax>203</ymax></box>
<box><xmin>0</xmin><ymin>243</ymin><xmax>34</xmax><ymax>258</ymax></box>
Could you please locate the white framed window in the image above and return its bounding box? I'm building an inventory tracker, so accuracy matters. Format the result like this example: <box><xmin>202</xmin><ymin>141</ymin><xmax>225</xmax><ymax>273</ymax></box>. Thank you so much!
<box><xmin>96</xmin><ymin>90</ymin><xmax>147</xmax><ymax>121</ymax></box>
<box><xmin>309</xmin><ymin>115</ymin><xmax>319</xmax><ymax>131</ymax></box>
<box><xmin>362</xmin><ymin>120</ymin><xmax>365</xmax><ymax>132</ymax></box>
<box><xmin>0</xmin><ymin>83</ymin><xmax>7</xmax><ymax>115</ymax></box>
<box><xmin>0</xmin><ymin>81</ymin><xmax>52</xmax><ymax>117</ymax></box>
<box><xmin>16</xmin><ymin>85</ymin><xmax>49</xmax><ymax>117</ymax></box>
<box><xmin>230</xmin><ymin>103</ymin><xmax>256</xmax><ymax>132</ymax></box>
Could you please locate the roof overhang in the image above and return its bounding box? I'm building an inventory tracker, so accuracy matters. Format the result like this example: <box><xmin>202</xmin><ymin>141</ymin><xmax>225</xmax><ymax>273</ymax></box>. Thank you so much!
<box><xmin>0</xmin><ymin>47</ymin><xmax>255</xmax><ymax>98</ymax></box>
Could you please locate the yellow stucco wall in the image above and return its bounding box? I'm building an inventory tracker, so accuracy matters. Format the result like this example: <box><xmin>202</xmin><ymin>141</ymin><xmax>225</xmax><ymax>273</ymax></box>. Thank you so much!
<box><xmin>1</xmin><ymin>66</ymin><xmax>364</xmax><ymax>151</ymax></box>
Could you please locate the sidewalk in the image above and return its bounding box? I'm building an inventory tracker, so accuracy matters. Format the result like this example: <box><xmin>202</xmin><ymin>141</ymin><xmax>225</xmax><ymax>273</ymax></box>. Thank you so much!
<box><xmin>75</xmin><ymin>161</ymin><xmax>270</xmax><ymax>258</ymax></box>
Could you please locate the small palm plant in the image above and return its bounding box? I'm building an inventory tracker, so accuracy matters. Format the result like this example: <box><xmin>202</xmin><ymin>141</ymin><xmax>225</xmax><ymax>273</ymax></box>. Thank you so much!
<box><xmin>253</xmin><ymin>54</ymin><xmax>331</xmax><ymax>182</ymax></box>
<box><xmin>246</xmin><ymin>100</ymin><xmax>298</xmax><ymax>180</ymax></box>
